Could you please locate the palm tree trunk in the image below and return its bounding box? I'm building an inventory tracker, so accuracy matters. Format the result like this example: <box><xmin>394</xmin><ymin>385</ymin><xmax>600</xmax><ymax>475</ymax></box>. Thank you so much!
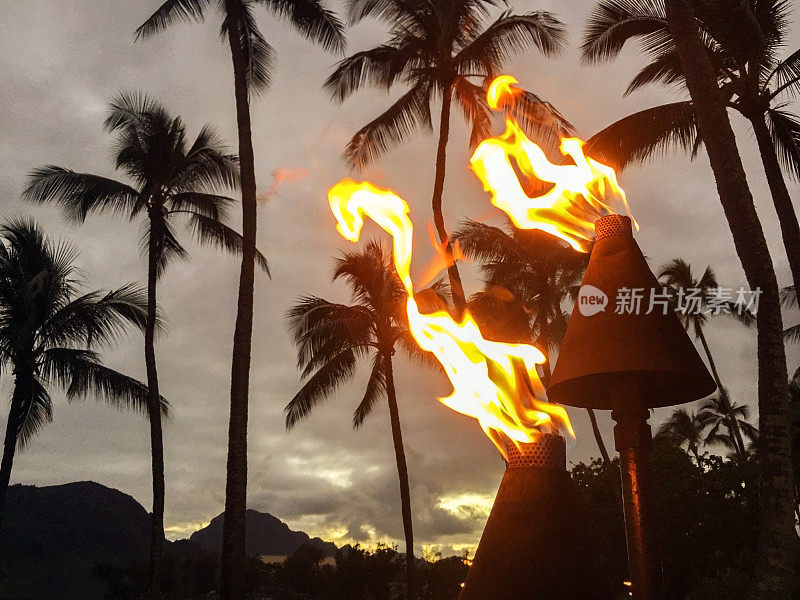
<box><xmin>221</xmin><ymin>3</ymin><xmax>259</xmax><ymax>599</ymax></box>
<box><xmin>145</xmin><ymin>217</ymin><xmax>165</xmax><ymax>600</ymax></box>
<box><xmin>586</xmin><ymin>408</ymin><xmax>611</xmax><ymax>464</ymax></box>
<box><xmin>666</xmin><ymin>2</ymin><xmax>795</xmax><ymax>597</ymax></box>
<box><xmin>431</xmin><ymin>82</ymin><xmax>467</xmax><ymax>316</ymax></box>
<box><xmin>695</xmin><ymin>326</ymin><xmax>746</xmax><ymax>455</ymax></box>
<box><xmin>382</xmin><ymin>351</ymin><xmax>414</xmax><ymax>600</ymax></box>
<box><xmin>0</xmin><ymin>371</ymin><xmax>31</xmax><ymax>578</ymax></box>
<box><xmin>0</xmin><ymin>378</ymin><xmax>26</xmax><ymax>520</ymax></box>
<box><xmin>749</xmin><ymin>113</ymin><xmax>800</xmax><ymax>298</ymax></box>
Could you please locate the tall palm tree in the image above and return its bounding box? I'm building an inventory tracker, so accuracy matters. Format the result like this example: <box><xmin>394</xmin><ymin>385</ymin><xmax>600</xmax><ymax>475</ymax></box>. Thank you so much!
<box><xmin>286</xmin><ymin>242</ymin><xmax>441</xmax><ymax>600</ymax></box>
<box><xmin>788</xmin><ymin>376</ymin><xmax>800</xmax><ymax>524</ymax></box>
<box><xmin>582</xmin><ymin>0</ymin><xmax>800</xmax><ymax>296</ymax></box>
<box><xmin>454</xmin><ymin>220</ymin><xmax>613</xmax><ymax>463</ymax></box>
<box><xmin>22</xmin><ymin>93</ymin><xmax>266</xmax><ymax>598</ymax></box>
<box><xmin>699</xmin><ymin>392</ymin><xmax>758</xmax><ymax>456</ymax></box>
<box><xmin>657</xmin><ymin>258</ymin><xmax>753</xmax><ymax>455</ymax></box>
<box><xmin>136</xmin><ymin>4</ymin><xmax>344</xmax><ymax>597</ymax></box>
<box><xmin>655</xmin><ymin>407</ymin><xmax>710</xmax><ymax>465</ymax></box>
<box><xmin>0</xmin><ymin>219</ymin><xmax>166</xmax><ymax>526</ymax></box>
<box><xmin>326</xmin><ymin>0</ymin><xmax>570</xmax><ymax>314</ymax></box>
<box><xmin>663</xmin><ymin>1</ymin><xmax>794</xmax><ymax>596</ymax></box>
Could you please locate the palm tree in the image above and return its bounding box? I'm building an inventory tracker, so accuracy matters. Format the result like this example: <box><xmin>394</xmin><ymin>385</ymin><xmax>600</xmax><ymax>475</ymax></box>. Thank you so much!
<box><xmin>454</xmin><ymin>220</ymin><xmax>613</xmax><ymax>463</ymax></box>
<box><xmin>788</xmin><ymin>376</ymin><xmax>800</xmax><ymax>524</ymax></box>
<box><xmin>655</xmin><ymin>407</ymin><xmax>710</xmax><ymax>465</ymax></box>
<box><xmin>657</xmin><ymin>258</ymin><xmax>753</xmax><ymax>455</ymax></box>
<box><xmin>699</xmin><ymin>392</ymin><xmax>758</xmax><ymax>456</ymax></box>
<box><xmin>286</xmin><ymin>242</ymin><xmax>441</xmax><ymax>600</ymax></box>
<box><xmin>0</xmin><ymin>219</ymin><xmax>166</xmax><ymax>526</ymax></box>
<box><xmin>663</xmin><ymin>1</ymin><xmax>794</xmax><ymax>596</ymax></box>
<box><xmin>23</xmin><ymin>93</ymin><xmax>266</xmax><ymax>597</ymax></box>
<box><xmin>136</xmin><ymin>4</ymin><xmax>344</xmax><ymax>597</ymax></box>
<box><xmin>582</xmin><ymin>0</ymin><xmax>800</xmax><ymax>296</ymax></box>
<box><xmin>326</xmin><ymin>0</ymin><xmax>570</xmax><ymax>314</ymax></box>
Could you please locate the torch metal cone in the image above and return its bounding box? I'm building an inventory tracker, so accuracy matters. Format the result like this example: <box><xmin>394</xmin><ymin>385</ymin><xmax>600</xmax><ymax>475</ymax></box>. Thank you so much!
<box><xmin>547</xmin><ymin>214</ymin><xmax>716</xmax><ymax>410</ymax></box>
<box><xmin>459</xmin><ymin>434</ymin><xmax>614</xmax><ymax>600</ymax></box>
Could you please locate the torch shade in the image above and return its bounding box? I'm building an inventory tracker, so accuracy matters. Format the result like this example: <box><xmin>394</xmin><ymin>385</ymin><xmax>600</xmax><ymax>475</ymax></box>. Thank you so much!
<box><xmin>459</xmin><ymin>435</ymin><xmax>614</xmax><ymax>600</ymax></box>
<box><xmin>547</xmin><ymin>215</ymin><xmax>716</xmax><ymax>410</ymax></box>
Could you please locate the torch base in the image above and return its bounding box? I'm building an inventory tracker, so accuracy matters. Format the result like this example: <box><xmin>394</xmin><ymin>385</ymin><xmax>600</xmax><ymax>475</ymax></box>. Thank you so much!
<box><xmin>459</xmin><ymin>462</ymin><xmax>613</xmax><ymax>600</ymax></box>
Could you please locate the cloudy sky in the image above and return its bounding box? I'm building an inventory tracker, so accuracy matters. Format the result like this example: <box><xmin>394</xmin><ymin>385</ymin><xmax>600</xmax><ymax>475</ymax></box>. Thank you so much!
<box><xmin>1</xmin><ymin>0</ymin><xmax>799</xmax><ymax>555</ymax></box>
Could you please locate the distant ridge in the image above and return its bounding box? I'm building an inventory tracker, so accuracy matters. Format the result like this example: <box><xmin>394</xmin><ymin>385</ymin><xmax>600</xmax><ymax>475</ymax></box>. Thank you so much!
<box><xmin>190</xmin><ymin>508</ymin><xmax>337</xmax><ymax>557</ymax></box>
<box><xmin>0</xmin><ymin>481</ymin><xmax>337</xmax><ymax>599</ymax></box>
<box><xmin>1</xmin><ymin>481</ymin><xmax>150</xmax><ymax>599</ymax></box>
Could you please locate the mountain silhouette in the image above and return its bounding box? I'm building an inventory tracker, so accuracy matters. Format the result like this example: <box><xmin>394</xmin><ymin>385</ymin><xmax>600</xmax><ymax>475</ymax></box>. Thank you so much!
<box><xmin>190</xmin><ymin>508</ymin><xmax>337</xmax><ymax>557</ymax></box>
<box><xmin>1</xmin><ymin>481</ymin><xmax>151</xmax><ymax>599</ymax></box>
<box><xmin>0</xmin><ymin>481</ymin><xmax>336</xmax><ymax>599</ymax></box>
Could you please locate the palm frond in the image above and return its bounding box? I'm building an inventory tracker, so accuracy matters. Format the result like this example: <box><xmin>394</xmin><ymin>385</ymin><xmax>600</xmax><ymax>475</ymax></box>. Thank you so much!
<box><xmin>39</xmin><ymin>347</ymin><xmax>167</xmax><ymax>417</ymax></box>
<box><xmin>655</xmin><ymin>407</ymin><xmax>708</xmax><ymax>453</ymax></box>
<box><xmin>325</xmin><ymin>45</ymin><xmax>411</xmax><ymax>102</ymax></box>
<box><xmin>172</xmin><ymin>129</ymin><xmax>240</xmax><ymax>192</ymax></box>
<box><xmin>781</xmin><ymin>285</ymin><xmax>796</xmax><ymax>307</ymax></box>
<box><xmin>287</xmin><ymin>296</ymin><xmax>374</xmax><ymax>369</ymax></box>
<box><xmin>784</xmin><ymin>322</ymin><xmax>800</xmax><ymax>342</ymax></box>
<box><xmin>23</xmin><ymin>167</ymin><xmax>141</xmax><ymax>222</ymax></box>
<box><xmin>187</xmin><ymin>213</ymin><xmax>270</xmax><ymax>274</ymax></box>
<box><xmin>625</xmin><ymin>49</ymin><xmax>685</xmax><ymax>95</ymax></box>
<box><xmin>454</xmin><ymin>221</ymin><xmax>525</xmax><ymax>265</ymax></box>
<box><xmin>261</xmin><ymin>0</ymin><xmax>346</xmax><ymax>54</ymax></box>
<box><xmin>345</xmin><ymin>82</ymin><xmax>432</xmax><ymax>170</ymax></box>
<box><xmin>704</xmin><ymin>429</ymin><xmax>739</xmax><ymax>451</ymax></box>
<box><xmin>353</xmin><ymin>352</ymin><xmax>385</xmax><ymax>427</ymax></box>
<box><xmin>284</xmin><ymin>348</ymin><xmax>358</xmax><ymax>428</ymax></box>
<box><xmin>452</xmin><ymin>78</ymin><xmax>492</xmax><ymax>149</ymax></box>
<box><xmin>585</xmin><ymin>101</ymin><xmax>698</xmax><ymax>170</ymax></box>
<box><xmin>345</xmin><ymin>0</ymin><xmax>416</xmax><ymax>25</ymax></box>
<box><xmin>0</xmin><ymin>219</ymin><xmax>80</xmax><ymax>342</ymax></box>
<box><xmin>456</xmin><ymin>11</ymin><xmax>566</xmax><ymax>71</ymax></box>
<box><xmin>657</xmin><ymin>257</ymin><xmax>695</xmax><ymax>289</ymax></box>
<box><xmin>739</xmin><ymin>419</ymin><xmax>759</xmax><ymax>441</ymax></box>
<box><xmin>135</xmin><ymin>0</ymin><xmax>210</xmax><ymax>39</ymax></box>
<box><xmin>104</xmin><ymin>91</ymin><xmax>169</xmax><ymax>133</ymax></box>
<box><xmin>332</xmin><ymin>241</ymin><xmax>404</xmax><ymax>312</ymax></box>
<box><xmin>37</xmin><ymin>284</ymin><xmax>150</xmax><ymax>350</ymax></box>
<box><xmin>16</xmin><ymin>377</ymin><xmax>52</xmax><ymax>450</ymax></box>
<box><xmin>582</xmin><ymin>0</ymin><xmax>668</xmax><ymax>63</ymax></box>
<box><xmin>767</xmin><ymin>47</ymin><xmax>800</xmax><ymax>98</ymax></box>
<box><xmin>168</xmin><ymin>192</ymin><xmax>235</xmax><ymax>220</ymax></box>
<box><xmin>766</xmin><ymin>105</ymin><xmax>800</xmax><ymax>180</ymax></box>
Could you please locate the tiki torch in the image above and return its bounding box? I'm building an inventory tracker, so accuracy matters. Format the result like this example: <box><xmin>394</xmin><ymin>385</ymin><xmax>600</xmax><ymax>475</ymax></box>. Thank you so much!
<box><xmin>547</xmin><ymin>214</ymin><xmax>716</xmax><ymax>600</ymax></box>
<box><xmin>469</xmin><ymin>76</ymin><xmax>717</xmax><ymax>600</ymax></box>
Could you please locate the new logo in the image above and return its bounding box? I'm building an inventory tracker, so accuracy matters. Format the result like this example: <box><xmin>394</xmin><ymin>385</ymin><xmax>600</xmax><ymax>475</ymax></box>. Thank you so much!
<box><xmin>577</xmin><ymin>285</ymin><xmax>608</xmax><ymax>316</ymax></box>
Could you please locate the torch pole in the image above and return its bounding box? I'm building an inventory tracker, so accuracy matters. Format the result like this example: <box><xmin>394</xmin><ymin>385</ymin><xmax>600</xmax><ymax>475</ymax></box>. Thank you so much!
<box><xmin>611</xmin><ymin>388</ymin><xmax>665</xmax><ymax>600</ymax></box>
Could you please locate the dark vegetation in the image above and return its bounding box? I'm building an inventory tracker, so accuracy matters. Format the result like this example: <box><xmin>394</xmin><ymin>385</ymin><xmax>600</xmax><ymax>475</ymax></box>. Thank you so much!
<box><xmin>4</xmin><ymin>441</ymin><xmax>791</xmax><ymax>600</ymax></box>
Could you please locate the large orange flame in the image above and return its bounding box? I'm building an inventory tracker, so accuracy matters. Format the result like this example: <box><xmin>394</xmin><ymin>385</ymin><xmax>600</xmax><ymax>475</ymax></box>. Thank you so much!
<box><xmin>329</xmin><ymin>179</ymin><xmax>574</xmax><ymax>459</ymax></box>
<box><xmin>471</xmin><ymin>76</ymin><xmax>636</xmax><ymax>252</ymax></box>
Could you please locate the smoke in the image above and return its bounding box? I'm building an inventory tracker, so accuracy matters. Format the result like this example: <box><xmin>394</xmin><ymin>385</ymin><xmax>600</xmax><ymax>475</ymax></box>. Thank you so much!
<box><xmin>258</xmin><ymin>166</ymin><xmax>309</xmax><ymax>203</ymax></box>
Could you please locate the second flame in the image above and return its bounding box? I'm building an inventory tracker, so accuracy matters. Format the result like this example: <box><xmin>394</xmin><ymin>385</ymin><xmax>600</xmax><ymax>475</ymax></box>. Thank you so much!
<box><xmin>329</xmin><ymin>180</ymin><xmax>574</xmax><ymax>459</ymax></box>
<box><xmin>471</xmin><ymin>76</ymin><xmax>636</xmax><ymax>252</ymax></box>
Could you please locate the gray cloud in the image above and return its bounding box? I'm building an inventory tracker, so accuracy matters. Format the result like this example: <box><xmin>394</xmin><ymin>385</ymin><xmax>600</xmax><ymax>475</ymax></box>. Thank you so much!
<box><xmin>1</xmin><ymin>0</ymin><xmax>798</xmax><ymax>555</ymax></box>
